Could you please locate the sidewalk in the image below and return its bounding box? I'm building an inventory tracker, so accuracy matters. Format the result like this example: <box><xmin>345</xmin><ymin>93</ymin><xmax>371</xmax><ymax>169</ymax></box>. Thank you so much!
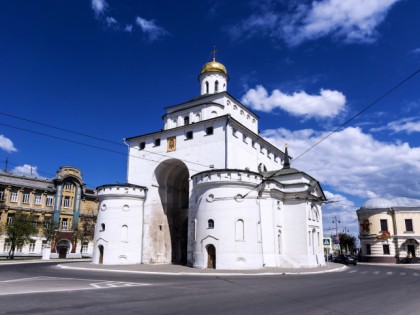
<box><xmin>57</xmin><ymin>261</ymin><xmax>346</xmax><ymax>276</ymax></box>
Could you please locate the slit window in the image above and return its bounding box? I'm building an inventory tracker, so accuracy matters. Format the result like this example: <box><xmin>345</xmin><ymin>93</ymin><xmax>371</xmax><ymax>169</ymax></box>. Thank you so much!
<box><xmin>205</xmin><ymin>126</ymin><xmax>214</xmax><ymax>135</ymax></box>
<box><xmin>185</xmin><ymin>131</ymin><xmax>193</xmax><ymax>140</ymax></box>
<box><xmin>139</xmin><ymin>142</ymin><xmax>146</xmax><ymax>150</ymax></box>
<box><xmin>154</xmin><ymin>138</ymin><xmax>161</xmax><ymax>146</ymax></box>
<box><xmin>208</xmin><ymin>219</ymin><xmax>214</xmax><ymax>229</ymax></box>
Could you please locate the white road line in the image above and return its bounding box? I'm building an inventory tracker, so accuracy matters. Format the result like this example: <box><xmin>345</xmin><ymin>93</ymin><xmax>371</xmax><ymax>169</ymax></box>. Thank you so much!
<box><xmin>0</xmin><ymin>277</ymin><xmax>42</xmax><ymax>283</ymax></box>
<box><xmin>348</xmin><ymin>270</ymin><xmax>357</xmax><ymax>273</ymax></box>
<box><xmin>414</xmin><ymin>273</ymin><xmax>420</xmax><ymax>276</ymax></box>
<box><xmin>400</xmin><ymin>272</ymin><xmax>406</xmax><ymax>276</ymax></box>
<box><xmin>386</xmin><ymin>272</ymin><xmax>393</xmax><ymax>275</ymax></box>
<box><xmin>373</xmin><ymin>271</ymin><xmax>380</xmax><ymax>275</ymax></box>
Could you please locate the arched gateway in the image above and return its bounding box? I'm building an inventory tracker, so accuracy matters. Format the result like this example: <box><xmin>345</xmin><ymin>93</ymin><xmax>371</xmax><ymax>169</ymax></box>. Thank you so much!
<box><xmin>153</xmin><ymin>159</ymin><xmax>189</xmax><ymax>264</ymax></box>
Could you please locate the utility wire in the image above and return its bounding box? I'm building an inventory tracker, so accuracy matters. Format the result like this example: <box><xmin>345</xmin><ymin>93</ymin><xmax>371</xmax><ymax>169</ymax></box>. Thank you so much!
<box><xmin>242</xmin><ymin>68</ymin><xmax>420</xmax><ymax>199</ymax></box>
<box><xmin>0</xmin><ymin>111</ymin><xmax>212</xmax><ymax>169</ymax></box>
<box><xmin>0</xmin><ymin>122</ymin><xmax>205</xmax><ymax>175</ymax></box>
<box><xmin>293</xmin><ymin>68</ymin><xmax>420</xmax><ymax>162</ymax></box>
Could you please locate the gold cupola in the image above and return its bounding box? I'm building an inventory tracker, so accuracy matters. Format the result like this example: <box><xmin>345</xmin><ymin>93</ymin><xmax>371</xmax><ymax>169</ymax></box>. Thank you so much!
<box><xmin>201</xmin><ymin>58</ymin><xmax>227</xmax><ymax>75</ymax></box>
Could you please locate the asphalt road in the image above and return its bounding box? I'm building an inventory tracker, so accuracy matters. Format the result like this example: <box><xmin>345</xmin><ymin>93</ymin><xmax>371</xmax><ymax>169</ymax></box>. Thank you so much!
<box><xmin>0</xmin><ymin>262</ymin><xmax>419</xmax><ymax>315</ymax></box>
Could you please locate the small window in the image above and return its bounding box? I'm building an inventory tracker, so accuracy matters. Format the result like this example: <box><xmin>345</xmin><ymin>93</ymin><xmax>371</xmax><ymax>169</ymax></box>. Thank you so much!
<box><xmin>61</xmin><ymin>218</ymin><xmax>69</xmax><ymax>230</ymax></box>
<box><xmin>405</xmin><ymin>219</ymin><xmax>413</xmax><ymax>232</ymax></box>
<box><xmin>0</xmin><ymin>190</ymin><xmax>4</xmax><ymax>201</ymax></box>
<box><xmin>184</xmin><ymin>116</ymin><xmax>190</xmax><ymax>125</ymax></box>
<box><xmin>10</xmin><ymin>192</ymin><xmax>17</xmax><ymax>202</ymax></box>
<box><xmin>65</xmin><ymin>183</ymin><xmax>73</xmax><ymax>191</ymax></box>
<box><xmin>208</xmin><ymin>219</ymin><xmax>214</xmax><ymax>229</ymax></box>
<box><xmin>22</xmin><ymin>193</ymin><xmax>30</xmax><ymax>204</ymax></box>
<box><xmin>101</xmin><ymin>223</ymin><xmax>105</xmax><ymax>231</ymax></box>
<box><xmin>205</xmin><ymin>81</ymin><xmax>209</xmax><ymax>94</ymax></box>
<box><xmin>154</xmin><ymin>138</ymin><xmax>161</xmax><ymax>146</ymax></box>
<box><xmin>29</xmin><ymin>241</ymin><xmax>36</xmax><ymax>253</ymax></box>
<box><xmin>383</xmin><ymin>244</ymin><xmax>390</xmax><ymax>255</ymax></box>
<box><xmin>205</xmin><ymin>126</ymin><xmax>214</xmax><ymax>135</ymax></box>
<box><xmin>185</xmin><ymin>131</ymin><xmax>193</xmax><ymax>140</ymax></box>
<box><xmin>139</xmin><ymin>142</ymin><xmax>146</xmax><ymax>150</ymax></box>
<box><xmin>380</xmin><ymin>219</ymin><xmax>388</xmax><ymax>232</ymax></box>
<box><xmin>366</xmin><ymin>244</ymin><xmax>371</xmax><ymax>255</ymax></box>
<box><xmin>46</xmin><ymin>196</ymin><xmax>54</xmax><ymax>207</ymax></box>
<box><xmin>7</xmin><ymin>214</ymin><xmax>14</xmax><ymax>225</ymax></box>
<box><xmin>215</xmin><ymin>80</ymin><xmax>219</xmax><ymax>92</ymax></box>
<box><xmin>63</xmin><ymin>196</ymin><xmax>70</xmax><ymax>208</ymax></box>
<box><xmin>34</xmin><ymin>194</ymin><xmax>42</xmax><ymax>205</ymax></box>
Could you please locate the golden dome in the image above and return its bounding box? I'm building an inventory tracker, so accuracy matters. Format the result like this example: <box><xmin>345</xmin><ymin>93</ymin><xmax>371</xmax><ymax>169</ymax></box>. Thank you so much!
<box><xmin>201</xmin><ymin>59</ymin><xmax>227</xmax><ymax>75</ymax></box>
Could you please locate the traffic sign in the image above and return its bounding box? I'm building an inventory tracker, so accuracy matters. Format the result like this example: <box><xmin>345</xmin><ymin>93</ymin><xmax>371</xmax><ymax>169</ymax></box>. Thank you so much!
<box><xmin>323</xmin><ymin>238</ymin><xmax>331</xmax><ymax>246</ymax></box>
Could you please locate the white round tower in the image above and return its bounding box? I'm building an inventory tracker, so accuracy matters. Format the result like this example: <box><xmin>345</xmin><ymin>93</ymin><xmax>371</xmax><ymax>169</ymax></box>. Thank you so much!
<box><xmin>93</xmin><ymin>184</ymin><xmax>147</xmax><ymax>265</ymax></box>
<box><xmin>199</xmin><ymin>57</ymin><xmax>229</xmax><ymax>95</ymax></box>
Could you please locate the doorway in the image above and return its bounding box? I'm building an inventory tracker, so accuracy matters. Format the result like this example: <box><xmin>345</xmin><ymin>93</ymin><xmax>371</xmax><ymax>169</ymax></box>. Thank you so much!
<box><xmin>56</xmin><ymin>239</ymin><xmax>70</xmax><ymax>259</ymax></box>
<box><xmin>98</xmin><ymin>245</ymin><xmax>104</xmax><ymax>264</ymax></box>
<box><xmin>206</xmin><ymin>244</ymin><xmax>216</xmax><ymax>269</ymax></box>
<box><xmin>407</xmin><ymin>245</ymin><xmax>416</xmax><ymax>258</ymax></box>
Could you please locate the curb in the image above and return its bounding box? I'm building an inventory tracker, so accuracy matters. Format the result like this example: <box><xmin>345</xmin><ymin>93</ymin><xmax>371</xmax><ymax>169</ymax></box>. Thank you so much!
<box><xmin>57</xmin><ymin>263</ymin><xmax>346</xmax><ymax>276</ymax></box>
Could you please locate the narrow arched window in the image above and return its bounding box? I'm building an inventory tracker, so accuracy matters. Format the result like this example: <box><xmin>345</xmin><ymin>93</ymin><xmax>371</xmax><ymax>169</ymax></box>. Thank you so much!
<box><xmin>101</xmin><ymin>223</ymin><xmax>105</xmax><ymax>231</ymax></box>
<box><xmin>121</xmin><ymin>225</ymin><xmax>128</xmax><ymax>242</ymax></box>
<box><xmin>184</xmin><ymin>116</ymin><xmax>189</xmax><ymax>125</ymax></box>
<box><xmin>208</xmin><ymin>219</ymin><xmax>214</xmax><ymax>229</ymax></box>
<box><xmin>215</xmin><ymin>80</ymin><xmax>219</xmax><ymax>92</ymax></box>
<box><xmin>205</xmin><ymin>81</ymin><xmax>209</xmax><ymax>94</ymax></box>
<box><xmin>236</xmin><ymin>219</ymin><xmax>244</xmax><ymax>240</ymax></box>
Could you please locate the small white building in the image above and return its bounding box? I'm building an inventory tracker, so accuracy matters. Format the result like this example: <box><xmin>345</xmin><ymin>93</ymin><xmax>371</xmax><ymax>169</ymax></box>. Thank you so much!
<box><xmin>93</xmin><ymin>58</ymin><xmax>326</xmax><ymax>269</ymax></box>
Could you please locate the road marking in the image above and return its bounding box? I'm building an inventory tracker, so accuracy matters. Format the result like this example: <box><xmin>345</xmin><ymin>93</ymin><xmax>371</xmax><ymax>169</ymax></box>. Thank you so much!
<box><xmin>373</xmin><ymin>271</ymin><xmax>380</xmax><ymax>275</ymax></box>
<box><xmin>414</xmin><ymin>273</ymin><xmax>420</xmax><ymax>276</ymax></box>
<box><xmin>348</xmin><ymin>270</ymin><xmax>357</xmax><ymax>273</ymax></box>
<box><xmin>360</xmin><ymin>271</ymin><xmax>369</xmax><ymax>274</ymax></box>
<box><xmin>90</xmin><ymin>281</ymin><xmax>149</xmax><ymax>289</ymax></box>
<box><xmin>386</xmin><ymin>272</ymin><xmax>393</xmax><ymax>275</ymax></box>
<box><xmin>400</xmin><ymin>272</ymin><xmax>406</xmax><ymax>276</ymax></box>
<box><xmin>0</xmin><ymin>277</ymin><xmax>43</xmax><ymax>283</ymax></box>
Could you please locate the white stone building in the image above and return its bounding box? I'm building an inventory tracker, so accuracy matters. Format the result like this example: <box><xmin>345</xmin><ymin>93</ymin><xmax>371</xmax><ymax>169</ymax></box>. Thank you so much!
<box><xmin>93</xmin><ymin>58</ymin><xmax>326</xmax><ymax>269</ymax></box>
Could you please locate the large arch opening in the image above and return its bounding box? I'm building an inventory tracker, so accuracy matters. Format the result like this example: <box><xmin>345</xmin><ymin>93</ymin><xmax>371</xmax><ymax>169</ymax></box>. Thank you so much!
<box><xmin>155</xmin><ymin>159</ymin><xmax>189</xmax><ymax>264</ymax></box>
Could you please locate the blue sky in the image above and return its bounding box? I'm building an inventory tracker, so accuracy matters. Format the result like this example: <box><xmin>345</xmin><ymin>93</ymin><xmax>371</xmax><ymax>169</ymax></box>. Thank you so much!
<box><xmin>1</xmin><ymin>0</ymin><xmax>419</xmax><ymax>237</ymax></box>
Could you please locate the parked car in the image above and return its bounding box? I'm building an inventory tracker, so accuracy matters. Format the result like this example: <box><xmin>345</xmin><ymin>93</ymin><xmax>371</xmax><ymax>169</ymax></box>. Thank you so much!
<box><xmin>333</xmin><ymin>254</ymin><xmax>357</xmax><ymax>265</ymax></box>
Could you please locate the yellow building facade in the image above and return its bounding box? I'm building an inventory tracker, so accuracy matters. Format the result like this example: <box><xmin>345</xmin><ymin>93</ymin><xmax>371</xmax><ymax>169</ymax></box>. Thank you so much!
<box><xmin>357</xmin><ymin>197</ymin><xmax>420</xmax><ymax>263</ymax></box>
<box><xmin>0</xmin><ymin>166</ymin><xmax>98</xmax><ymax>258</ymax></box>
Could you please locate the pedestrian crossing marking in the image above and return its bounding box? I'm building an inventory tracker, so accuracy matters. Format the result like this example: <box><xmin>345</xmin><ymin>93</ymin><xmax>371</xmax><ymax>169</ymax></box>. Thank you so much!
<box><xmin>400</xmin><ymin>272</ymin><xmax>406</xmax><ymax>276</ymax></box>
<box><xmin>90</xmin><ymin>281</ymin><xmax>149</xmax><ymax>289</ymax></box>
<box><xmin>373</xmin><ymin>271</ymin><xmax>380</xmax><ymax>275</ymax></box>
<box><xmin>386</xmin><ymin>272</ymin><xmax>393</xmax><ymax>275</ymax></box>
<box><xmin>348</xmin><ymin>270</ymin><xmax>357</xmax><ymax>273</ymax></box>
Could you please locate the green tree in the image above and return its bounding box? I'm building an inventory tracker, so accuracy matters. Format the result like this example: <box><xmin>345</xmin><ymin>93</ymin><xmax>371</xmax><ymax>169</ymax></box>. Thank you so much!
<box><xmin>2</xmin><ymin>212</ymin><xmax>38</xmax><ymax>259</ymax></box>
<box><xmin>338</xmin><ymin>232</ymin><xmax>357</xmax><ymax>254</ymax></box>
<box><xmin>74</xmin><ymin>217</ymin><xmax>96</xmax><ymax>255</ymax></box>
<box><xmin>42</xmin><ymin>216</ymin><xmax>59</xmax><ymax>244</ymax></box>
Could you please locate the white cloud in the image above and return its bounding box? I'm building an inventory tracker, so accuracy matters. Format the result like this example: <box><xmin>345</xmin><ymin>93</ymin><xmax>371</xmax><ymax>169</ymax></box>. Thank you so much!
<box><xmin>124</xmin><ymin>24</ymin><xmax>133</xmax><ymax>33</ymax></box>
<box><xmin>287</xmin><ymin>0</ymin><xmax>401</xmax><ymax>46</ymax></box>
<box><xmin>322</xmin><ymin>191</ymin><xmax>359</xmax><ymax>236</ymax></box>
<box><xmin>241</xmin><ymin>85</ymin><xmax>346</xmax><ymax>119</ymax></box>
<box><xmin>135</xmin><ymin>16</ymin><xmax>169</xmax><ymax>41</ymax></box>
<box><xmin>105</xmin><ymin>16</ymin><xmax>118</xmax><ymax>28</ymax></box>
<box><xmin>228</xmin><ymin>0</ymin><xmax>401</xmax><ymax>46</ymax></box>
<box><xmin>261</xmin><ymin>126</ymin><xmax>420</xmax><ymax>200</ymax></box>
<box><xmin>0</xmin><ymin>135</ymin><xmax>17</xmax><ymax>153</ymax></box>
<box><xmin>371</xmin><ymin>117</ymin><xmax>420</xmax><ymax>134</ymax></box>
<box><xmin>91</xmin><ymin>0</ymin><xmax>108</xmax><ymax>17</ymax></box>
<box><xmin>11</xmin><ymin>164</ymin><xmax>39</xmax><ymax>177</ymax></box>
<box><xmin>409</xmin><ymin>48</ymin><xmax>420</xmax><ymax>55</ymax></box>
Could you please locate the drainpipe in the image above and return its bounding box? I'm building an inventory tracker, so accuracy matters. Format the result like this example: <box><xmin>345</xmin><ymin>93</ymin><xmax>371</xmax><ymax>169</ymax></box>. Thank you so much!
<box><xmin>141</xmin><ymin>188</ymin><xmax>148</xmax><ymax>264</ymax></box>
<box><xmin>257</xmin><ymin>181</ymin><xmax>266</xmax><ymax>267</ymax></box>
<box><xmin>391</xmin><ymin>208</ymin><xmax>398</xmax><ymax>256</ymax></box>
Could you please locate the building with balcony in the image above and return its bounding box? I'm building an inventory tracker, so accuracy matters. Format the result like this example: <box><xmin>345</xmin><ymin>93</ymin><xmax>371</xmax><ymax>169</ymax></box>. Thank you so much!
<box><xmin>357</xmin><ymin>197</ymin><xmax>420</xmax><ymax>263</ymax></box>
<box><xmin>0</xmin><ymin>166</ymin><xmax>98</xmax><ymax>259</ymax></box>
